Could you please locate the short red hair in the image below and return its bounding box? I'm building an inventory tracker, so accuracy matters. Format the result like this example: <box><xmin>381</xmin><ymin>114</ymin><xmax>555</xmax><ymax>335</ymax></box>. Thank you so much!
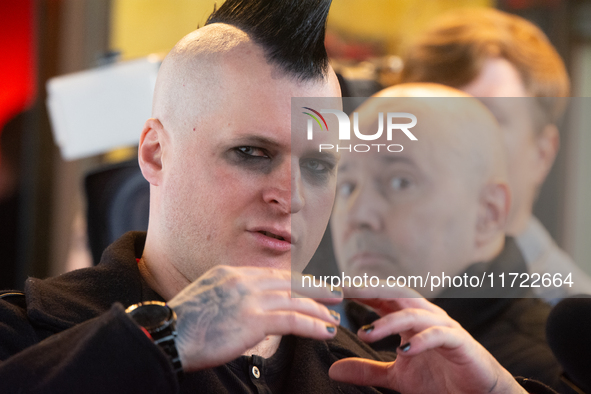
<box><xmin>400</xmin><ymin>8</ymin><xmax>569</xmax><ymax>123</ymax></box>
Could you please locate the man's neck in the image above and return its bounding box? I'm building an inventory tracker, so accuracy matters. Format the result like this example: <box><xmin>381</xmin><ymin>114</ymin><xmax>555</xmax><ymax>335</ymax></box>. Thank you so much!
<box><xmin>140</xmin><ymin>222</ymin><xmax>228</xmax><ymax>300</ymax></box>
<box><xmin>137</xmin><ymin>238</ymin><xmax>192</xmax><ymax>301</ymax></box>
<box><xmin>473</xmin><ymin>234</ymin><xmax>506</xmax><ymax>265</ymax></box>
<box><xmin>506</xmin><ymin>207</ymin><xmax>533</xmax><ymax>237</ymax></box>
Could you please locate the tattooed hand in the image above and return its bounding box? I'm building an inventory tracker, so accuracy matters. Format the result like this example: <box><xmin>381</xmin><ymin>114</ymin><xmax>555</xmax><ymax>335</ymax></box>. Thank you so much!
<box><xmin>168</xmin><ymin>265</ymin><xmax>341</xmax><ymax>372</ymax></box>
<box><xmin>329</xmin><ymin>286</ymin><xmax>527</xmax><ymax>394</ymax></box>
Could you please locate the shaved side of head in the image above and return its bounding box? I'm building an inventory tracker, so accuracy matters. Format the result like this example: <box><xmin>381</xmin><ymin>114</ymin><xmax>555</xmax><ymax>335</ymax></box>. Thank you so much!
<box><xmin>152</xmin><ymin>24</ymin><xmax>250</xmax><ymax>139</ymax></box>
<box><xmin>152</xmin><ymin>0</ymin><xmax>334</xmax><ymax>142</ymax></box>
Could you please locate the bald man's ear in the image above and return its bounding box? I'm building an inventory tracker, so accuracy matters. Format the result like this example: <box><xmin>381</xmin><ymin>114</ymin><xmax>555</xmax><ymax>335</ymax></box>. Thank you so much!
<box><xmin>475</xmin><ymin>182</ymin><xmax>511</xmax><ymax>247</ymax></box>
<box><xmin>533</xmin><ymin>124</ymin><xmax>560</xmax><ymax>186</ymax></box>
<box><xmin>139</xmin><ymin>118</ymin><xmax>167</xmax><ymax>186</ymax></box>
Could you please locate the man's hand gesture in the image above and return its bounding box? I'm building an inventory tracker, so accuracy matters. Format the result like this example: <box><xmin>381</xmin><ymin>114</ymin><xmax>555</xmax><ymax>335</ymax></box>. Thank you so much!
<box><xmin>329</xmin><ymin>286</ymin><xmax>527</xmax><ymax>394</ymax></box>
<box><xmin>168</xmin><ymin>266</ymin><xmax>340</xmax><ymax>371</ymax></box>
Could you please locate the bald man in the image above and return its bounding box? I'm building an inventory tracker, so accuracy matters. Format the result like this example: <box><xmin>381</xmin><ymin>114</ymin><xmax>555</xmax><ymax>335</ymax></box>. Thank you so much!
<box><xmin>331</xmin><ymin>83</ymin><xmax>565</xmax><ymax>390</ymax></box>
<box><xmin>0</xmin><ymin>2</ymin><xmax>558</xmax><ymax>393</ymax></box>
<box><xmin>399</xmin><ymin>8</ymin><xmax>591</xmax><ymax>303</ymax></box>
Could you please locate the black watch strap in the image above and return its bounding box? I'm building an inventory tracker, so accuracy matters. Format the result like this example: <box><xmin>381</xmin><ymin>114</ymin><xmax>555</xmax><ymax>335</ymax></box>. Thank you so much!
<box><xmin>153</xmin><ymin>325</ymin><xmax>183</xmax><ymax>375</ymax></box>
<box><xmin>126</xmin><ymin>301</ymin><xmax>183</xmax><ymax>378</ymax></box>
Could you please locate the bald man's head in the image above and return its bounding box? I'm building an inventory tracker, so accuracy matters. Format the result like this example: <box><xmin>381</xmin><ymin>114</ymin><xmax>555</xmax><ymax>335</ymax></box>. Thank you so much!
<box><xmin>372</xmin><ymin>83</ymin><xmax>507</xmax><ymax>190</ymax></box>
<box><xmin>331</xmin><ymin>83</ymin><xmax>511</xmax><ymax>297</ymax></box>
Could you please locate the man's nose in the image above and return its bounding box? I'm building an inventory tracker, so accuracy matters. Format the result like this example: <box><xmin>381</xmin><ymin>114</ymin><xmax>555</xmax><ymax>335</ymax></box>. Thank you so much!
<box><xmin>346</xmin><ymin>181</ymin><xmax>385</xmax><ymax>232</ymax></box>
<box><xmin>261</xmin><ymin>158</ymin><xmax>300</xmax><ymax>214</ymax></box>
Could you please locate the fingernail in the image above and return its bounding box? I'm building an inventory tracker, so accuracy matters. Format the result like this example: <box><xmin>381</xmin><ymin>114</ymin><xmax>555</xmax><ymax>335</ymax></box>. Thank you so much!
<box><xmin>329</xmin><ymin>310</ymin><xmax>340</xmax><ymax>321</ymax></box>
<box><xmin>326</xmin><ymin>325</ymin><xmax>336</xmax><ymax>334</ymax></box>
<box><xmin>398</xmin><ymin>342</ymin><xmax>411</xmax><ymax>353</ymax></box>
<box><xmin>361</xmin><ymin>324</ymin><xmax>374</xmax><ymax>334</ymax></box>
<box><xmin>331</xmin><ymin>287</ymin><xmax>342</xmax><ymax>297</ymax></box>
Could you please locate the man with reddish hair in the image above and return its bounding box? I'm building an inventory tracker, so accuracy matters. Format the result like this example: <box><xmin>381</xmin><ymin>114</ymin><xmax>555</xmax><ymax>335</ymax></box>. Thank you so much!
<box><xmin>400</xmin><ymin>7</ymin><xmax>591</xmax><ymax>303</ymax></box>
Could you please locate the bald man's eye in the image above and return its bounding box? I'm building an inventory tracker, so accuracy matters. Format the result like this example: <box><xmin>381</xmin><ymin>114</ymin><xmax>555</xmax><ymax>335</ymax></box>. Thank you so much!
<box><xmin>338</xmin><ymin>182</ymin><xmax>355</xmax><ymax>197</ymax></box>
<box><xmin>389</xmin><ymin>176</ymin><xmax>411</xmax><ymax>191</ymax></box>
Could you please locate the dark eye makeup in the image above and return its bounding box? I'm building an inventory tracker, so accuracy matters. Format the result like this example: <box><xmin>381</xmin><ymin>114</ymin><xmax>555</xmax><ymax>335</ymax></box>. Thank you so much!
<box><xmin>235</xmin><ymin>146</ymin><xmax>269</xmax><ymax>158</ymax></box>
<box><xmin>226</xmin><ymin>145</ymin><xmax>337</xmax><ymax>186</ymax></box>
<box><xmin>299</xmin><ymin>155</ymin><xmax>336</xmax><ymax>186</ymax></box>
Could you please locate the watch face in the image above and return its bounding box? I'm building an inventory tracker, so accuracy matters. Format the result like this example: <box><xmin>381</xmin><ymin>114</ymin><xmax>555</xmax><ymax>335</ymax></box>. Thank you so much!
<box><xmin>128</xmin><ymin>303</ymin><xmax>171</xmax><ymax>331</ymax></box>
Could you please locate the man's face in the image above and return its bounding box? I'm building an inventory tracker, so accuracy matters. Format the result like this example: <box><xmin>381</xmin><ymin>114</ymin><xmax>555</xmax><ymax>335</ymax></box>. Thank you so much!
<box><xmin>330</xmin><ymin>107</ymin><xmax>479</xmax><ymax>293</ymax></box>
<box><xmin>460</xmin><ymin>57</ymin><xmax>540</xmax><ymax>230</ymax></box>
<box><xmin>160</xmin><ymin>50</ymin><xmax>340</xmax><ymax>279</ymax></box>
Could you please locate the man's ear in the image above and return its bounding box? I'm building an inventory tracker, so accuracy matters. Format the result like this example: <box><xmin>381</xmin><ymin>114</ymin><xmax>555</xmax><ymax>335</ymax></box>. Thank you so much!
<box><xmin>139</xmin><ymin>118</ymin><xmax>167</xmax><ymax>186</ymax></box>
<box><xmin>475</xmin><ymin>181</ymin><xmax>511</xmax><ymax>246</ymax></box>
<box><xmin>532</xmin><ymin>124</ymin><xmax>560</xmax><ymax>185</ymax></box>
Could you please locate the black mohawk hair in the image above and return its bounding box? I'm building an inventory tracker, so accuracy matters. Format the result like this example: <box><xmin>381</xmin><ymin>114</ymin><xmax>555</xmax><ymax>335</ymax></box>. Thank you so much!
<box><xmin>206</xmin><ymin>0</ymin><xmax>332</xmax><ymax>81</ymax></box>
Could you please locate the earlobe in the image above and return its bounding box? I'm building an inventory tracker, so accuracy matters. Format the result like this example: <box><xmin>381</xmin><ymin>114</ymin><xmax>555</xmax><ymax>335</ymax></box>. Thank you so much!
<box><xmin>139</xmin><ymin>118</ymin><xmax>165</xmax><ymax>186</ymax></box>
<box><xmin>475</xmin><ymin>182</ymin><xmax>511</xmax><ymax>246</ymax></box>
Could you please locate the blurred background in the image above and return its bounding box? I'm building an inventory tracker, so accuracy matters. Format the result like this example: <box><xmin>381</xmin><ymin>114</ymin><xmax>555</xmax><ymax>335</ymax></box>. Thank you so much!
<box><xmin>1</xmin><ymin>0</ymin><xmax>590</xmax><ymax>290</ymax></box>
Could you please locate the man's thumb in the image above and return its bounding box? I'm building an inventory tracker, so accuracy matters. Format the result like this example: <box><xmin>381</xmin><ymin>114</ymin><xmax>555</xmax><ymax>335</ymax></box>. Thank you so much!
<box><xmin>329</xmin><ymin>358</ymin><xmax>393</xmax><ymax>388</ymax></box>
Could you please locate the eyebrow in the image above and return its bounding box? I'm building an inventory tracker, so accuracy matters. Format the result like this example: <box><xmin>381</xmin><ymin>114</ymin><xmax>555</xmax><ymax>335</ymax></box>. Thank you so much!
<box><xmin>230</xmin><ymin>135</ymin><xmax>282</xmax><ymax>149</ymax></box>
<box><xmin>340</xmin><ymin>155</ymin><xmax>415</xmax><ymax>173</ymax></box>
<box><xmin>379</xmin><ymin>156</ymin><xmax>415</xmax><ymax>166</ymax></box>
<box><xmin>303</xmin><ymin>150</ymin><xmax>340</xmax><ymax>165</ymax></box>
<box><xmin>229</xmin><ymin>135</ymin><xmax>340</xmax><ymax>164</ymax></box>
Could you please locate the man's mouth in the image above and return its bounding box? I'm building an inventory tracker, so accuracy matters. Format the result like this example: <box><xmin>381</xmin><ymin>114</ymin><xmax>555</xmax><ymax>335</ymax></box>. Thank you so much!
<box><xmin>248</xmin><ymin>228</ymin><xmax>292</xmax><ymax>252</ymax></box>
<box><xmin>249</xmin><ymin>227</ymin><xmax>293</xmax><ymax>245</ymax></box>
<box><xmin>259</xmin><ymin>231</ymin><xmax>285</xmax><ymax>241</ymax></box>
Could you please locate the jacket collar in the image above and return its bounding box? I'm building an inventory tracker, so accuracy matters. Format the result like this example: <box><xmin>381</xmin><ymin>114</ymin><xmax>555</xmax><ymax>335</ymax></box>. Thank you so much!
<box><xmin>433</xmin><ymin>237</ymin><xmax>530</xmax><ymax>333</ymax></box>
<box><xmin>24</xmin><ymin>232</ymin><xmax>163</xmax><ymax>331</ymax></box>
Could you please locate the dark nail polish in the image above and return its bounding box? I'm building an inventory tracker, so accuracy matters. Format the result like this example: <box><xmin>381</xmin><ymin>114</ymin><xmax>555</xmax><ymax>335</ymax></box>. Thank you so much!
<box><xmin>361</xmin><ymin>324</ymin><xmax>374</xmax><ymax>334</ymax></box>
<box><xmin>326</xmin><ymin>325</ymin><xmax>336</xmax><ymax>334</ymax></box>
<box><xmin>398</xmin><ymin>342</ymin><xmax>411</xmax><ymax>352</ymax></box>
<box><xmin>331</xmin><ymin>288</ymin><xmax>342</xmax><ymax>297</ymax></box>
<box><xmin>329</xmin><ymin>310</ymin><xmax>340</xmax><ymax>321</ymax></box>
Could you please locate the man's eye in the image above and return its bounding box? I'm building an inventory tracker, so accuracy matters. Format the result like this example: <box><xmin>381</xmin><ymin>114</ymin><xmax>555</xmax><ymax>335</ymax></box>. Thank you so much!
<box><xmin>390</xmin><ymin>176</ymin><xmax>410</xmax><ymax>191</ymax></box>
<box><xmin>300</xmin><ymin>158</ymin><xmax>335</xmax><ymax>185</ymax></box>
<box><xmin>236</xmin><ymin>146</ymin><xmax>267</xmax><ymax>157</ymax></box>
<box><xmin>338</xmin><ymin>182</ymin><xmax>355</xmax><ymax>197</ymax></box>
<box><xmin>304</xmin><ymin>159</ymin><xmax>326</xmax><ymax>172</ymax></box>
<box><xmin>301</xmin><ymin>158</ymin><xmax>333</xmax><ymax>175</ymax></box>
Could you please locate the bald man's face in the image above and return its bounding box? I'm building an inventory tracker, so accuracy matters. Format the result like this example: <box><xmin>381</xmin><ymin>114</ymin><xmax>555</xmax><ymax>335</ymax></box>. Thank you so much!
<box><xmin>157</xmin><ymin>46</ymin><xmax>340</xmax><ymax>279</ymax></box>
<box><xmin>330</xmin><ymin>104</ymin><xmax>482</xmax><ymax>296</ymax></box>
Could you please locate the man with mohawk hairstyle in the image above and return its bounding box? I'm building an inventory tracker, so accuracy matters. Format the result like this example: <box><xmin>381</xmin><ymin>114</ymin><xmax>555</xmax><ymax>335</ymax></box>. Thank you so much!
<box><xmin>0</xmin><ymin>0</ymin><xmax>558</xmax><ymax>393</ymax></box>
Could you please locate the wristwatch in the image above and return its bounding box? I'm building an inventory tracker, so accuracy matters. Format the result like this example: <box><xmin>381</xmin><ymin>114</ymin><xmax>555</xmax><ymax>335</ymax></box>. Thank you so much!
<box><xmin>126</xmin><ymin>301</ymin><xmax>183</xmax><ymax>377</ymax></box>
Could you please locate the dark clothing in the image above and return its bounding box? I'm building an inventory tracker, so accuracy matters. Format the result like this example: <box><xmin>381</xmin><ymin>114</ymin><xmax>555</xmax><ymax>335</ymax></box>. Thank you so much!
<box><xmin>0</xmin><ymin>232</ymin><xmax>558</xmax><ymax>393</ymax></box>
<box><xmin>345</xmin><ymin>238</ymin><xmax>569</xmax><ymax>392</ymax></box>
<box><xmin>0</xmin><ymin>232</ymin><xmax>399</xmax><ymax>394</ymax></box>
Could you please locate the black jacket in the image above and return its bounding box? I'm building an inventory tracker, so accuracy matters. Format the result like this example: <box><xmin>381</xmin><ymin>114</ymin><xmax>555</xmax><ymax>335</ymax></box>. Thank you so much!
<box><xmin>0</xmin><ymin>232</ymin><xmax>400</xmax><ymax>394</ymax></box>
<box><xmin>0</xmin><ymin>232</ymin><xmax>557</xmax><ymax>394</ymax></box>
